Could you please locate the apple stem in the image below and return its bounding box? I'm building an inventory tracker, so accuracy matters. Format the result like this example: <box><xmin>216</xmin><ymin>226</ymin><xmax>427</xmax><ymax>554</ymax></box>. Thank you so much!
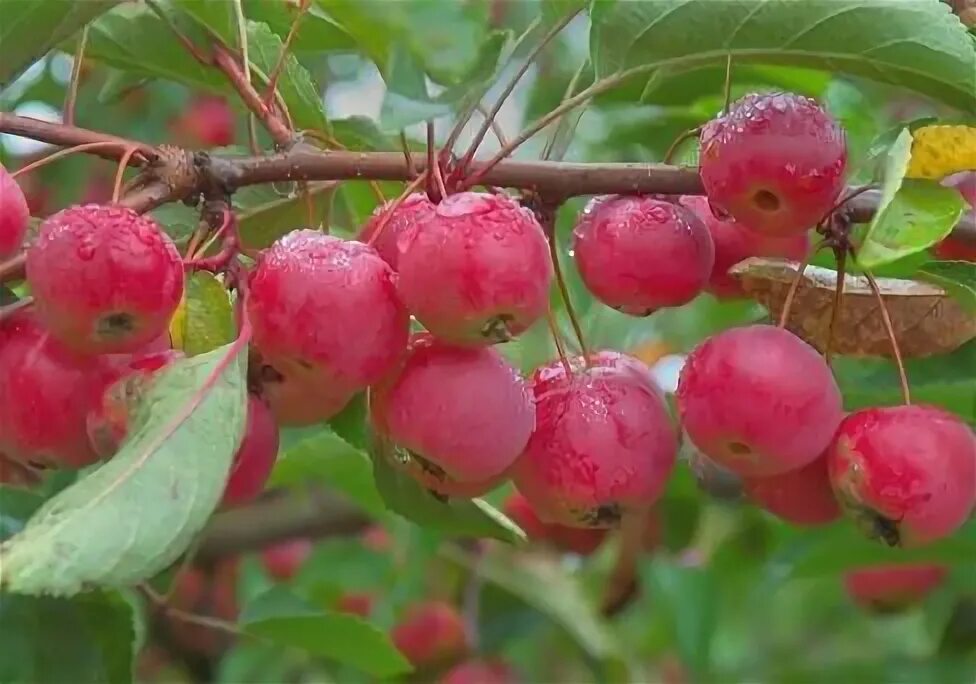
<box><xmin>365</xmin><ymin>174</ymin><xmax>426</xmax><ymax>249</ymax></box>
<box><xmin>541</xmin><ymin>56</ymin><xmax>591</xmax><ymax>162</ymax></box>
<box><xmin>546</xmin><ymin>308</ymin><xmax>573</xmax><ymax>377</ymax></box>
<box><xmin>545</xmin><ymin>208</ymin><xmax>590</xmax><ymax>365</ymax></box>
<box><xmin>825</xmin><ymin>246</ymin><xmax>848</xmax><ymax>365</ymax></box>
<box><xmin>722</xmin><ymin>53</ymin><xmax>734</xmax><ymax>114</ymax></box>
<box><xmin>860</xmin><ymin>264</ymin><xmax>912</xmax><ymax>405</ymax></box>
<box><xmin>777</xmin><ymin>244</ymin><xmax>823</xmax><ymax>329</ymax></box>
<box><xmin>400</xmin><ymin>130</ymin><xmax>416</xmax><ymax>178</ymax></box>
<box><xmin>0</xmin><ymin>254</ymin><xmax>26</xmax><ymax>283</ymax></box>
<box><xmin>474</xmin><ymin>103</ymin><xmax>509</xmax><ymax>148</ymax></box>
<box><xmin>456</xmin><ymin>7</ymin><xmax>582</xmax><ymax>180</ymax></box>
<box><xmin>11</xmin><ymin>141</ymin><xmax>150</xmax><ymax>181</ymax></box>
<box><xmin>111</xmin><ymin>146</ymin><xmax>141</xmax><ymax>204</ymax></box>
<box><xmin>427</xmin><ymin>121</ymin><xmax>448</xmax><ymax>202</ymax></box>
<box><xmin>63</xmin><ymin>25</ymin><xmax>89</xmax><ymax>127</ymax></box>
<box><xmin>663</xmin><ymin>126</ymin><xmax>702</xmax><ymax>165</ymax></box>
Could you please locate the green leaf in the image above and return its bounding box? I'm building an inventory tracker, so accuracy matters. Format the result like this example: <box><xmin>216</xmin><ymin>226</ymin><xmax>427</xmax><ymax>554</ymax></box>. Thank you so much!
<box><xmin>369</xmin><ymin>434</ymin><xmax>525</xmax><ymax>544</ymax></box>
<box><xmin>834</xmin><ymin>339</ymin><xmax>976</xmax><ymax>422</ymax></box>
<box><xmin>175</xmin><ymin>271</ymin><xmax>236</xmax><ymax>356</ymax></box>
<box><xmin>241</xmin><ymin>586</ymin><xmax>411</xmax><ymax>678</ymax></box>
<box><xmin>0</xmin><ymin>488</ymin><xmax>43</xmax><ymax>542</ymax></box>
<box><xmin>443</xmin><ymin>544</ymin><xmax>623</xmax><ymax>666</ymax></box>
<box><xmin>270</xmin><ymin>425</ymin><xmax>385</xmax><ymax>518</ymax></box>
<box><xmin>767</xmin><ymin>520</ymin><xmax>976</xmax><ymax>580</ymax></box>
<box><xmin>0</xmin><ymin>0</ymin><xmax>121</xmax><ymax>87</ymax></box>
<box><xmin>330</xmin><ymin>117</ymin><xmax>395</xmax><ymax>151</ymax></box>
<box><xmin>918</xmin><ymin>260</ymin><xmax>976</xmax><ymax>312</ymax></box>
<box><xmin>171</xmin><ymin>0</ymin><xmax>236</xmax><ymax>44</ymax></box>
<box><xmin>245</xmin><ymin>0</ymin><xmax>355</xmax><ymax>54</ymax></box>
<box><xmin>644</xmin><ymin>559</ymin><xmax>718</xmax><ymax>679</ymax></box>
<box><xmin>0</xmin><ymin>339</ymin><xmax>249</xmax><ymax>596</ymax></box>
<box><xmin>0</xmin><ymin>591</ymin><xmax>136</xmax><ymax>684</ymax></box>
<box><xmin>858</xmin><ymin>181</ymin><xmax>967</xmax><ymax>269</ymax></box>
<box><xmin>237</xmin><ymin>182</ymin><xmax>335</xmax><ymax>249</ymax></box>
<box><xmin>590</xmin><ymin>0</ymin><xmax>976</xmax><ymax>111</ymax></box>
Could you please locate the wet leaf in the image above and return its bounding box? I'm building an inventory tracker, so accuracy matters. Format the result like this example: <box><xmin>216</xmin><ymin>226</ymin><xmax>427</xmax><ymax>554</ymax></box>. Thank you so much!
<box><xmin>858</xmin><ymin>179</ymin><xmax>966</xmax><ymax>269</ymax></box>
<box><xmin>918</xmin><ymin>260</ymin><xmax>976</xmax><ymax>312</ymax></box>
<box><xmin>0</xmin><ymin>339</ymin><xmax>249</xmax><ymax>596</ymax></box>
<box><xmin>730</xmin><ymin>258</ymin><xmax>976</xmax><ymax>358</ymax></box>
<box><xmin>170</xmin><ymin>272</ymin><xmax>236</xmax><ymax>357</ymax></box>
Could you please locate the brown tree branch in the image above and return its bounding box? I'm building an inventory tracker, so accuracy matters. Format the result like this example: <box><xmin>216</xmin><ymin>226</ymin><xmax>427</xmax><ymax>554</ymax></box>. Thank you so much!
<box><xmin>211</xmin><ymin>44</ymin><xmax>293</xmax><ymax>148</ymax></box>
<box><xmin>1</xmin><ymin>114</ymin><xmax>974</xmax><ymax>246</ymax></box>
<box><xmin>195</xmin><ymin>488</ymin><xmax>370</xmax><ymax>561</ymax></box>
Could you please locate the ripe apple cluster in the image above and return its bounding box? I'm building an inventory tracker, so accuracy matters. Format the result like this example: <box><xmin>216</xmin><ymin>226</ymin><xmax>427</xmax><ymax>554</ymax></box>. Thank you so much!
<box><xmin>2</xmin><ymin>89</ymin><xmax>974</xmax><ymax>551</ymax></box>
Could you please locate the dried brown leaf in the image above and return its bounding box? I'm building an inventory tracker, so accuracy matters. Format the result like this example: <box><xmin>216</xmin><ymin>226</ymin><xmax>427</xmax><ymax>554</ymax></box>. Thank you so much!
<box><xmin>730</xmin><ymin>257</ymin><xmax>976</xmax><ymax>358</ymax></box>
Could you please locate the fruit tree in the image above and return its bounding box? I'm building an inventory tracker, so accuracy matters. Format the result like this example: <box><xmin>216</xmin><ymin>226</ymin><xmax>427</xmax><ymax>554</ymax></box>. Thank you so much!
<box><xmin>1</xmin><ymin>1</ymin><xmax>976</xmax><ymax>682</ymax></box>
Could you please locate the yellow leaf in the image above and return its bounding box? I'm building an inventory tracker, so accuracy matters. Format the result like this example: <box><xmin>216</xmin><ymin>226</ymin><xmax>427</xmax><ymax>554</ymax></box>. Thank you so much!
<box><xmin>169</xmin><ymin>290</ymin><xmax>188</xmax><ymax>351</ymax></box>
<box><xmin>906</xmin><ymin>125</ymin><xmax>976</xmax><ymax>179</ymax></box>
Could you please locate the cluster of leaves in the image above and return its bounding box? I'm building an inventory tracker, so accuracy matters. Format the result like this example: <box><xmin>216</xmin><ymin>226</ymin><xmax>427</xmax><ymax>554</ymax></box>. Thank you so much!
<box><xmin>1</xmin><ymin>1</ymin><xmax>976</xmax><ymax>682</ymax></box>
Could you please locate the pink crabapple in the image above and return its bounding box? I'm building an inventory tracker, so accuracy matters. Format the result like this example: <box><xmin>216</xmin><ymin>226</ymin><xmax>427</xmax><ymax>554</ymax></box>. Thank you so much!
<box><xmin>743</xmin><ymin>453</ymin><xmax>841</xmax><ymax>526</ymax></box>
<box><xmin>827</xmin><ymin>404</ymin><xmax>976</xmax><ymax>548</ymax></box>
<box><xmin>247</xmin><ymin>230</ymin><xmax>409</xmax><ymax>392</ymax></box>
<box><xmin>503</xmin><ymin>490</ymin><xmax>607</xmax><ymax>555</ymax></box>
<box><xmin>249</xmin><ymin>348</ymin><xmax>356</xmax><ymax>427</ymax></box>
<box><xmin>844</xmin><ymin>563</ymin><xmax>949</xmax><ymax>613</ymax></box>
<box><xmin>572</xmin><ymin>194</ymin><xmax>714</xmax><ymax>315</ymax></box>
<box><xmin>0</xmin><ymin>162</ymin><xmax>30</xmax><ymax>260</ymax></box>
<box><xmin>391</xmin><ymin>600</ymin><xmax>468</xmax><ymax>668</ymax></box>
<box><xmin>678</xmin><ymin>194</ymin><xmax>811</xmax><ymax>298</ymax></box>
<box><xmin>170</xmin><ymin>94</ymin><xmax>236</xmax><ymax>148</ymax></box>
<box><xmin>676</xmin><ymin>324</ymin><xmax>844</xmax><ymax>477</ymax></box>
<box><xmin>396</xmin><ymin>191</ymin><xmax>553</xmax><ymax>345</ymax></box>
<box><xmin>370</xmin><ymin>334</ymin><xmax>535</xmax><ymax>498</ymax></box>
<box><xmin>699</xmin><ymin>91</ymin><xmax>847</xmax><ymax>237</ymax></box>
<box><xmin>357</xmin><ymin>192</ymin><xmax>436</xmax><ymax>269</ymax></box>
<box><xmin>261</xmin><ymin>537</ymin><xmax>313</xmax><ymax>582</ymax></box>
<box><xmin>220</xmin><ymin>395</ymin><xmax>280</xmax><ymax>507</ymax></box>
<box><xmin>26</xmin><ymin>204</ymin><xmax>184</xmax><ymax>355</ymax></box>
<box><xmin>0</xmin><ymin>309</ymin><xmax>170</xmax><ymax>468</ymax></box>
<box><xmin>512</xmin><ymin>350</ymin><xmax>678</xmax><ymax>528</ymax></box>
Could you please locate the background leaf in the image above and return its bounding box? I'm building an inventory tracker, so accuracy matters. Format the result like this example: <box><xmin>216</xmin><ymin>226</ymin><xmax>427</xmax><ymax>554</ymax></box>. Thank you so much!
<box><xmin>0</xmin><ymin>0</ymin><xmax>121</xmax><ymax>87</ymax></box>
<box><xmin>241</xmin><ymin>586</ymin><xmax>411</xmax><ymax>678</ymax></box>
<box><xmin>590</xmin><ymin>0</ymin><xmax>976</xmax><ymax>111</ymax></box>
<box><xmin>236</xmin><ymin>182</ymin><xmax>335</xmax><ymax>249</ymax></box>
<box><xmin>172</xmin><ymin>271</ymin><xmax>236</xmax><ymax>356</ymax></box>
<box><xmin>0</xmin><ymin>340</ymin><xmax>248</xmax><ymax>595</ymax></box>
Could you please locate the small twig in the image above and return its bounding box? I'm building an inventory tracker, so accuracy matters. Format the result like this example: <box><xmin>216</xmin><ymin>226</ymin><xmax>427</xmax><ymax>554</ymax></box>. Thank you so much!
<box><xmin>462</xmin><ymin>65</ymin><xmax>653</xmax><ymax>190</ymax></box>
<box><xmin>601</xmin><ymin>508</ymin><xmax>649</xmax><ymax>617</ymax></box>
<box><xmin>0</xmin><ymin>296</ymin><xmax>33</xmax><ymax>324</ymax></box>
<box><xmin>663</xmin><ymin>126</ymin><xmax>702</xmax><ymax>165</ymax></box>
<box><xmin>139</xmin><ymin>583</ymin><xmax>245</xmax><ymax>639</ymax></box>
<box><xmin>474</xmin><ymin>103</ymin><xmax>509</xmax><ymax>148</ymax></box>
<box><xmin>400</xmin><ymin>130</ymin><xmax>416</xmax><ymax>177</ymax></box>
<box><xmin>777</xmin><ymin>245</ymin><xmax>823</xmax><ymax>328</ymax></box>
<box><xmin>859</xmin><ymin>263</ymin><xmax>911</xmax><ymax>405</ymax></box>
<box><xmin>212</xmin><ymin>44</ymin><xmax>292</xmax><ymax>147</ymax></box>
<box><xmin>145</xmin><ymin>0</ymin><xmax>211</xmax><ymax>65</ymax></box>
<box><xmin>427</xmin><ymin>121</ymin><xmax>447</xmax><ymax>201</ymax></box>
<box><xmin>825</xmin><ymin>247</ymin><xmax>847</xmax><ymax>365</ymax></box>
<box><xmin>111</xmin><ymin>146</ymin><xmax>140</xmax><ymax>203</ymax></box>
<box><xmin>541</xmin><ymin>57</ymin><xmax>590</xmax><ymax>162</ymax></box>
<box><xmin>263</xmin><ymin>0</ymin><xmax>309</xmax><ymax>107</ymax></box>
<box><xmin>365</xmin><ymin>175</ymin><xmax>426</xmax><ymax>249</ymax></box>
<box><xmin>185</xmin><ymin>217</ymin><xmax>211</xmax><ymax>260</ymax></box>
<box><xmin>63</xmin><ymin>25</ymin><xmax>89</xmax><ymax>126</ymax></box>
<box><xmin>12</xmin><ymin>141</ymin><xmax>148</xmax><ymax>180</ymax></box>
<box><xmin>457</xmin><ymin>7</ymin><xmax>581</xmax><ymax>178</ymax></box>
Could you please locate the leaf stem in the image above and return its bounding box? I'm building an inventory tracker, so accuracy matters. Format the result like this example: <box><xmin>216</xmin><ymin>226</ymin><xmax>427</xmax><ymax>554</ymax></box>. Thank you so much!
<box><xmin>461</xmin><ymin>65</ymin><xmax>653</xmax><ymax>190</ymax></box>
<box><xmin>111</xmin><ymin>146</ymin><xmax>141</xmax><ymax>203</ymax></box>
<box><xmin>825</xmin><ymin>247</ymin><xmax>847</xmax><ymax>364</ymax></box>
<box><xmin>859</xmin><ymin>264</ymin><xmax>911</xmax><ymax>405</ymax></box>
<box><xmin>777</xmin><ymin>245</ymin><xmax>822</xmax><ymax>328</ymax></box>
<box><xmin>457</xmin><ymin>7</ymin><xmax>581</xmax><ymax>179</ymax></box>
<box><xmin>63</xmin><ymin>25</ymin><xmax>89</xmax><ymax>127</ymax></box>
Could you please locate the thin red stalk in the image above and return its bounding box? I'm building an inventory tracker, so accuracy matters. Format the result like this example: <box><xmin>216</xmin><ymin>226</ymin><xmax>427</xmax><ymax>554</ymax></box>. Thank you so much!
<box><xmin>722</xmin><ymin>52</ymin><xmax>734</xmax><ymax>113</ymax></box>
<box><xmin>462</xmin><ymin>65</ymin><xmax>652</xmax><ymax>190</ymax></box>
<box><xmin>63</xmin><ymin>25</ymin><xmax>89</xmax><ymax>126</ymax></box>
<box><xmin>545</xmin><ymin>308</ymin><xmax>573</xmax><ymax>377</ymax></box>
<box><xmin>777</xmin><ymin>246</ymin><xmax>822</xmax><ymax>329</ymax></box>
<box><xmin>457</xmin><ymin>7</ymin><xmax>581</xmax><ymax>177</ymax></box>
<box><xmin>545</xmin><ymin>214</ymin><xmax>589</xmax><ymax>362</ymax></box>
<box><xmin>365</xmin><ymin>175</ymin><xmax>426</xmax><ymax>249</ymax></box>
<box><xmin>262</xmin><ymin>0</ymin><xmax>310</xmax><ymax>108</ymax></box>
<box><xmin>12</xmin><ymin>142</ymin><xmax>141</xmax><ymax>180</ymax></box>
<box><xmin>140</xmin><ymin>583</ymin><xmax>245</xmax><ymax>638</ymax></box>
<box><xmin>0</xmin><ymin>254</ymin><xmax>26</xmax><ymax>283</ymax></box>
<box><xmin>212</xmin><ymin>44</ymin><xmax>292</xmax><ymax>147</ymax></box>
<box><xmin>427</xmin><ymin>121</ymin><xmax>447</xmax><ymax>201</ymax></box>
<box><xmin>860</xmin><ymin>266</ymin><xmax>911</xmax><ymax>405</ymax></box>
<box><xmin>145</xmin><ymin>0</ymin><xmax>211</xmax><ymax>65</ymax></box>
<box><xmin>663</xmin><ymin>126</ymin><xmax>701</xmax><ymax>165</ymax></box>
<box><xmin>112</xmin><ymin>146</ymin><xmax>140</xmax><ymax>203</ymax></box>
<box><xmin>475</xmin><ymin>103</ymin><xmax>509</xmax><ymax>147</ymax></box>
